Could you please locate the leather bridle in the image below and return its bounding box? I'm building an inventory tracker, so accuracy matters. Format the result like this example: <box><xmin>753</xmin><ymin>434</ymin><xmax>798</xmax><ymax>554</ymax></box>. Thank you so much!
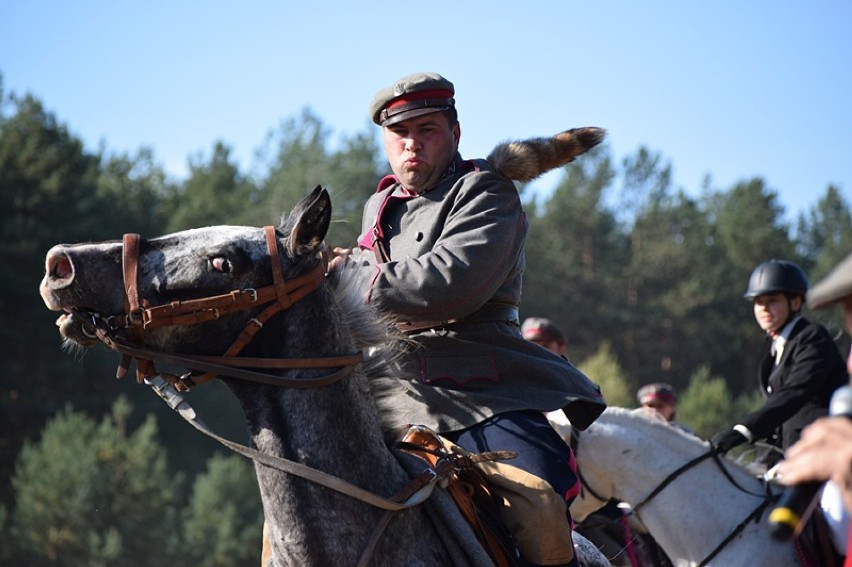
<box><xmin>92</xmin><ymin>225</ymin><xmax>362</xmax><ymax>391</ymax></box>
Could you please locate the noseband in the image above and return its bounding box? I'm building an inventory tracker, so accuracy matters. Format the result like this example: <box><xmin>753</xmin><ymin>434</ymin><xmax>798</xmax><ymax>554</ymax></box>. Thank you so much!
<box><xmin>94</xmin><ymin>225</ymin><xmax>362</xmax><ymax>390</ymax></box>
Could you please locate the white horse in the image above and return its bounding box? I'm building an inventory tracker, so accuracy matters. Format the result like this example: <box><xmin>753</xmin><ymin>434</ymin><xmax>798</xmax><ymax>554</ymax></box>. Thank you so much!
<box><xmin>550</xmin><ymin>407</ymin><xmax>801</xmax><ymax>567</ymax></box>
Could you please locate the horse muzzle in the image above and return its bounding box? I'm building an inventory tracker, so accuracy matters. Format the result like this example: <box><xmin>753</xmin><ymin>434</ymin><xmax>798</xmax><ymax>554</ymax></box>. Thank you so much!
<box><xmin>40</xmin><ymin>244</ymin><xmax>127</xmax><ymax>343</ymax></box>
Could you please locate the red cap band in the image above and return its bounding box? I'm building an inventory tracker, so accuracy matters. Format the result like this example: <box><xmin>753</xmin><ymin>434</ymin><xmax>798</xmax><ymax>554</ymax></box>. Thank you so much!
<box><xmin>386</xmin><ymin>89</ymin><xmax>454</xmax><ymax>110</ymax></box>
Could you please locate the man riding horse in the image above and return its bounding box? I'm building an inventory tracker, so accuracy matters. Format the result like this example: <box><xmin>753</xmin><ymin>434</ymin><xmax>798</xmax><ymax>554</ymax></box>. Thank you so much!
<box><xmin>329</xmin><ymin>72</ymin><xmax>606</xmax><ymax>566</ymax></box>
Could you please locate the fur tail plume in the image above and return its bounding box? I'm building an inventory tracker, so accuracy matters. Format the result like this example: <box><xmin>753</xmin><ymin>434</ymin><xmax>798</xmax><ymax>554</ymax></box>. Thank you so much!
<box><xmin>486</xmin><ymin>127</ymin><xmax>606</xmax><ymax>182</ymax></box>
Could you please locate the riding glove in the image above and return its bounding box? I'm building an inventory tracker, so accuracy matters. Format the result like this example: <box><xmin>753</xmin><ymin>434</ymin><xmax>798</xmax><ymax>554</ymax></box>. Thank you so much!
<box><xmin>711</xmin><ymin>429</ymin><xmax>748</xmax><ymax>453</ymax></box>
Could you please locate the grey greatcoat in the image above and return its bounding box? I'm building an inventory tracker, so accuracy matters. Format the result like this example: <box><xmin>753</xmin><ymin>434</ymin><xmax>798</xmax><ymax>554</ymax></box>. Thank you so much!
<box><xmin>346</xmin><ymin>154</ymin><xmax>605</xmax><ymax>434</ymax></box>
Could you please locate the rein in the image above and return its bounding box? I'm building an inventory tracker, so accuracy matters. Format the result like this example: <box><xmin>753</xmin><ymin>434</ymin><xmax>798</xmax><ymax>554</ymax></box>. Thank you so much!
<box><xmin>629</xmin><ymin>450</ymin><xmax>715</xmax><ymax>514</ymax></box>
<box><xmin>570</xmin><ymin>425</ymin><xmax>779</xmax><ymax>567</ymax></box>
<box><xmin>147</xmin><ymin>373</ymin><xmax>513</xmax><ymax>567</ymax></box>
<box><xmin>146</xmin><ymin>374</ymin><xmax>445</xmax><ymax>512</ymax></box>
<box><xmin>94</xmin><ymin>226</ymin><xmax>362</xmax><ymax>390</ymax></box>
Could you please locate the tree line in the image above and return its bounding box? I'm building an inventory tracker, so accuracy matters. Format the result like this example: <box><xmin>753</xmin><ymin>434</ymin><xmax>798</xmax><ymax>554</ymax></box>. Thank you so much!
<box><xmin>1</xmin><ymin>74</ymin><xmax>850</xmax><ymax>564</ymax></box>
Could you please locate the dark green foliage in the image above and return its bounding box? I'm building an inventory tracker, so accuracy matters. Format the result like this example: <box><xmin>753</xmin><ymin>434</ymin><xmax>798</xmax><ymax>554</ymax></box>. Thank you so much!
<box><xmin>8</xmin><ymin>399</ymin><xmax>264</xmax><ymax>566</ymax></box>
<box><xmin>164</xmin><ymin>141</ymin><xmax>258</xmax><ymax>231</ymax></box>
<box><xmin>712</xmin><ymin>178</ymin><xmax>794</xmax><ymax>270</ymax></box>
<box><xmin>576</xmin><ymin>341</ymin><xmax>633</xmax><ymax>407</ymax></box>
<box><xmin>253</xmin><ymin>108</ymin><xmax>383</xmax><ymax>244</ymax></box>
<box><xmin>796</xmin><ymin>186</ymin><xmax>852</xmax><ymax>344</ymax></box>
<box><xmin>10</xmin><ymin>398</ymin><xmax>183</xmax><ymax>566</ymax></box>
<box><xmin>0</xmin><ymin>502</ymin><xmax>10</xmax><ymax>565</ymax></box>
<box><xmin>182</xmin><ymin>455</ymin><xmax>264</xmax><ymax>567</ymax></box>
<box><xmin>0</xmin><ymin>92</ymin><xmax>150</xmax><ymax>505</ymax></box>
<box><xmin>678</xmin><ymin>366</ymin><xmax>754</xmax><ymax>439</ymax></box>
<box><xmin>522</xmin><ymin>144</ymin><xmax>626</xmax><ymax>359</ymax></box>
<box><xmin>796</xmin><ymin>185</ymin><xmax>852</xmax><ymax>275</ymax></box>
<box><xmin>322</xmin><ymin>129</ymin><xmax>386</xmax><ymax>246</ymax></box>
<box><xmin>95</xmin><ymin>148</ymin><xmax>172</xmax><ymax>236</ymax></box>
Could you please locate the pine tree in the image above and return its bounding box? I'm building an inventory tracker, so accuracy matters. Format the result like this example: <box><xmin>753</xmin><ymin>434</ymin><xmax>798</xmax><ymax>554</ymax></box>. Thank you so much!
<box><xmin>11</xmin><ymin>398</ymin><xmax>182</xmax><ymax>566</ymax></box>
<box><xmin>182</xmin><ymin>454</ymin><xmax>263</xmax><ymax>567</ymax></box>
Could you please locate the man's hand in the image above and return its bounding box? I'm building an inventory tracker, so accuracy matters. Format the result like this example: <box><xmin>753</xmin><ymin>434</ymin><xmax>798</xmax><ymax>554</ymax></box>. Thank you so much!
<box><xmin>326</xmin><ymin>247</ymin><xmax>352</xmax><ymax>272</ymax></box>
<box><xmin>711</xmin><ymin>429</ymin><xmax>748</xmax><ymax>453</ymax></box>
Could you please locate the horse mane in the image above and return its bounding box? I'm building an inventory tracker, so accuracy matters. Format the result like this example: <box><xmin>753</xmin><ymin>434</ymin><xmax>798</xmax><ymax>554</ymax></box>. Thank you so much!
<box><xmin>601</xmin><ymin>406</ymin><xmax>714</xmax><ymax>455</ymax></box>
<box><xmin>324</xmin><ymin>264</ymin><xmax>417</xmax><ymax>438</ymax></box>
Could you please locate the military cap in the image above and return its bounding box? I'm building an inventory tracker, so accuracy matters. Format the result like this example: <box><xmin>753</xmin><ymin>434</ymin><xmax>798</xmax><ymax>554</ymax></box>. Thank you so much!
<box><xmin>370</xmin><ymin>72</ymin><xmax>455</xmax><ymax>126</ymax></box>
<box><xmin>808</xmin><ymin>251</ymin><xmax>852</xmax><ymax>309</ymax></box>
<box><xmin>637</xmin><ymin>383</ymin><xmax>677</xmax><ymax>406</ymax></box>
<box><xmin>521</xmin><ymin>317</ymin><xmax>566</xmax><ymax>345</ymax></box>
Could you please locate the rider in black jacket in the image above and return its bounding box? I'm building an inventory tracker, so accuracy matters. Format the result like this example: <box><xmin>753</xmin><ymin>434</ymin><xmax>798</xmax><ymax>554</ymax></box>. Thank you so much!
<box><xmin>712</xmin><ymin>259</ymin><xmax>848</xmax><ymax>465</ymax></box>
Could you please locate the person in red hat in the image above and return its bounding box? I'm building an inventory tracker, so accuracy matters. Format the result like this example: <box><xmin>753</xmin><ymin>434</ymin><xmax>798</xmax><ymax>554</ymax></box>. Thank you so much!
<box><xmin>637</xmin><ymin>383</ymin><xmax>696</xmax><ymax>441</ymax></box>
<box><xmin>522</xmin><ymin>317</ymin><xmax>568</xmax><ymax>357</ymax></box>
<box><xmin>637</xmin><ymin>383</ymin><xmax>679</xmax><ymax>423</ymax></box>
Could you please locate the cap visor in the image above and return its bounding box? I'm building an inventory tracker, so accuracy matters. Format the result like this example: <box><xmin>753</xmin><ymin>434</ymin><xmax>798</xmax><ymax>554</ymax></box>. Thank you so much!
<box><xmin>381</xmin><ymin>106</ymin><xmax>448</xmax><ymax>126</ymax></box>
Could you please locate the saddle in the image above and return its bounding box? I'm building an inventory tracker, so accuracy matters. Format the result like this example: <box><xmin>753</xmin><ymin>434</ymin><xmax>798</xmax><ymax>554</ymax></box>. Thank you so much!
<box><xmin>399</xmin><ymin>425</ymin><xmax>576</xmax><ymax>567</ymax></box>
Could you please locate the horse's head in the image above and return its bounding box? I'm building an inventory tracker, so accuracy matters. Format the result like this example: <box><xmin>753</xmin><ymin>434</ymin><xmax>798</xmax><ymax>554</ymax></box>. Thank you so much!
<box><xmin>39</xmin><ymin>186</ymin><xmax>332</xmax><ymax>358</ymax></box>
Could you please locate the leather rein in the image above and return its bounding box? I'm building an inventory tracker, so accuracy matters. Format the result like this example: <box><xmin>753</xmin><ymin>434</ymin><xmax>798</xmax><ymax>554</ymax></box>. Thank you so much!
<box><xmin>92</xmin><ymin>225</ymin><xmax>362</xmax><ymax>391</ymax></box>
<box><xmin>570</xmin><ymin>426</ymin><xmax>777</xmax><ymax>567</ymax></box>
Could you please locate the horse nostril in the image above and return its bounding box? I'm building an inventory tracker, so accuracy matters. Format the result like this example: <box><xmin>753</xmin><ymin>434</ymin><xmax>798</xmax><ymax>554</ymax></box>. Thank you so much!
<box><xmin>48</xmin><ymin>254</ymin><xmax>74</xmax><ymax>280</ymax></box>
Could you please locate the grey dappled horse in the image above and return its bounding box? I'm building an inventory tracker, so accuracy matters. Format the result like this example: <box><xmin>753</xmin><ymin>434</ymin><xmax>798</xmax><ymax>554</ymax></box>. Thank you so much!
<box><xmin>40</xmin><ymin>186</ymin><xmax>610</xmax><ymax>567</ymax></box>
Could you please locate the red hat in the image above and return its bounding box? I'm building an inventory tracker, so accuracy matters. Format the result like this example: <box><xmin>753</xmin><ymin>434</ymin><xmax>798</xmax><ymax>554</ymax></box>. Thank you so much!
<box><xmin>521</xmin><ymin>317</ymin><xmax>566</xmax><ymax>345</ymax></box>
<box><xmin>637</xmin><ymin>383</ymin><xmax>677</xmax><ymax>406</ymax></box>
<box><xmin>370</xmin><ymin>72</ymin><xmax>455</xmax><ymax>126</ymax></box>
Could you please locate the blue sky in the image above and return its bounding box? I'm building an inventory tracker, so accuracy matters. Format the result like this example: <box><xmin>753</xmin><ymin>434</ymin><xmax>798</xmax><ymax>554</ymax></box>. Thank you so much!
<box><xmin>2</xmin><ymin>1</ymin><xmax>850</xmax><ymax>225</ymax></box>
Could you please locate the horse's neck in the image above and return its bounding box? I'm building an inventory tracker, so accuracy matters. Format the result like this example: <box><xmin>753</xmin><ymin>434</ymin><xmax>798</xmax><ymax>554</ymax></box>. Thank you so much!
<box><xmin>590</xmin><ymin>416</ymin><xmax>717</xmax><ymax>507</ymax></box>
<box><xmin>224</xmin><ymin>298</ymin><xmax>446</xmax><ymax>566</ymax></box>
<box><xmin>244</xmin><ymin>379</ymin><xmax>409</xmax><ymax>558</ymax></box>
<box><xmin>231</xmin><ymin>292</ymin><xmax>393</xmax><ymax>476</ymax></box>
<box><xmin>587</xmin><ymin>416</ymin><xmax>754</xmax><ymax>515</ymax></box>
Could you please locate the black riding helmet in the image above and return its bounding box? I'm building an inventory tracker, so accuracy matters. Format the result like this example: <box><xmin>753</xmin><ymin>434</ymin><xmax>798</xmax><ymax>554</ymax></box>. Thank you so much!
<box><xmin>744</xmin><ymin>259</ymin><xmax>809</xmax><ymax>301</ymax></box>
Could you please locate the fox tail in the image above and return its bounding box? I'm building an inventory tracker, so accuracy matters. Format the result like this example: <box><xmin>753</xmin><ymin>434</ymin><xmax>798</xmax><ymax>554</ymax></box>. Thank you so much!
<box><xmin>486</xmin><ymin>127</ymin><xmax>606</xmax><ymax>182</ymax></box>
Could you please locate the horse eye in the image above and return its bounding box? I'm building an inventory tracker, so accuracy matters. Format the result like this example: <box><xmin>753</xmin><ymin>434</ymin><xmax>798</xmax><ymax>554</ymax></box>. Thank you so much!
<box><xmin>210</xmin><ymin>257</ymin><xmax>232</xmax><ymax>273</ymax></box>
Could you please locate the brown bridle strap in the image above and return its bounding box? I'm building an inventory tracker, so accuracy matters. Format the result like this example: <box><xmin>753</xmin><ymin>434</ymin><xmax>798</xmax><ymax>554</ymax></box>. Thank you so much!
<box><xmin>147</xmin><ymin>374</ymin><xmax>445</xmax><ymax>513</ymax></box>
<box><xmin>110</xmin><ymin>226</ymin><xmax>359</xmax><ymax>390</ymax></box>
<box><xmin>123</xmin><ymin>233</ymin><xmax>142</xmax><ymax>315</ymax></box>
<box><xmin>121</xmin><ymin>229</ymin><xmax>324</xmax><ymax>331</ymax></box>
<box><xmin>265</xmin><ymin>225</ymin><xmax>289</xmax><ymax>309</ymax></box>
<box><xmin>183</xmin><ymin>352</ymin><xmax>365</xmax><ymax>370</ymax></box>
<box><xmin>97</xmin><ymin>336</ymin><xmax>362</xmax><ymax>390</ymax></box>
<box><xmin>119</xmin><ymin>233</ymin><xmax>153</xmax><ymax>381</ymax></box>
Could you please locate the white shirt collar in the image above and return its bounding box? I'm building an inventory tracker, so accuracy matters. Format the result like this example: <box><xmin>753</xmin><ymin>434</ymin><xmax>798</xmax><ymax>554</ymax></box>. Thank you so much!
<box><xmin>771</xmin><ymin>315</ymin><xmax>801</xmax><ymax>364</ymax></box>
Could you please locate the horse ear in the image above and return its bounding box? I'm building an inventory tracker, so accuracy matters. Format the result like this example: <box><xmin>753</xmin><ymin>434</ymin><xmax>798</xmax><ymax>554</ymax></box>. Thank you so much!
<box><xmin>282</xmin><ymin>185</ymin><xmax>332</xmax><ymax>257</ymax></box>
